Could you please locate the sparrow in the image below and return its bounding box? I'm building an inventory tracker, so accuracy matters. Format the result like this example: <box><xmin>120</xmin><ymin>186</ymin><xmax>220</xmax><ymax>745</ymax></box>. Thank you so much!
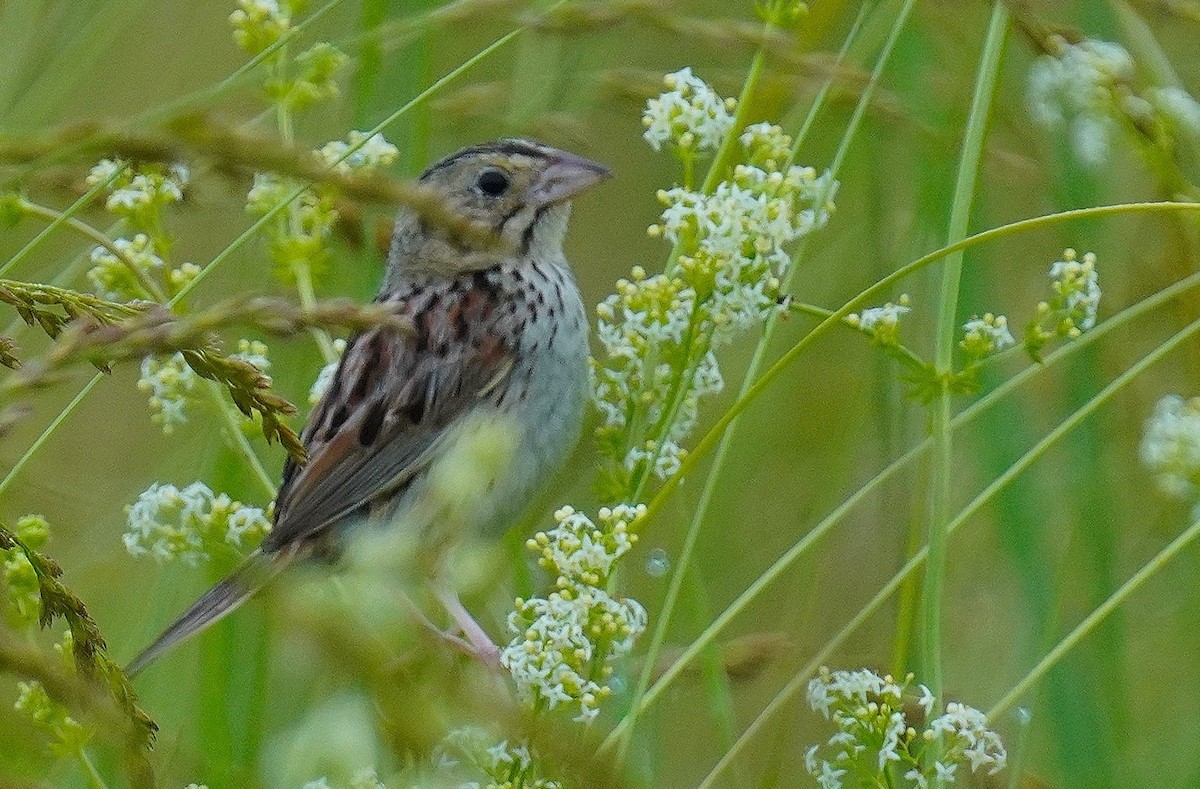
<box><xmin>128</xmin><ymin>139</ymin><xmax>610</xmax><ymax>674</ymax></box>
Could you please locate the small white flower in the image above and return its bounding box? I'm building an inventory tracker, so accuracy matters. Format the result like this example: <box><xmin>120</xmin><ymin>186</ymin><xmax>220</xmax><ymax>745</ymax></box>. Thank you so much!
<box><xmin>105</xmin><ymin>171</ymin><xmax>186</xmax><ymax>217</ymax></box>
<box><xmin>230</xmin><ymin>0</ymin><xmax>290</xmax><ymax>53</ymax></box>
<box><xmin>935</xmin><ymin>760</ymin><xmax>958</xmax><ymax>782</ymax></box>
<box><xmin>309</xmin><ymin>338</ymin><xmax>347</xmax><ymax>405</ymax></box>
<box><xmin>739</xmin><ymin>121</ymin><xmax>792</xmax><ymax>167</ymax></box>
<box><xmin>917</xmin><ymin>684</ymin><xmax>935</xmax><ymax>716</ymax></box>
<box><xmin>1048</xmin><ymin>248</ymin><xmax>1101</xmax><ymax>332</ymax></box>
<box><xmin>1151</xmin><ymin>86</ymin><xmax>1200</xmax><ymax>139</ymax></box>
<box><xmin>317</xmin><ymin>131</ymin><xmax>400</xmax><ymax>173</ymax></box>
<box><xmin>1141</xmin><ymin>394</ymin><xmax>1200</xmax><ymax>500</ymax></box>
<box><xmin>642</xmin><ymin>67</ymin><xmax>736</xmax><ymax>153</ymax></box>
<box><xmin>804</xmin><ymin>744</ymin><xmax>820</xmax><ymax>774</ymax></box>
<box><xmin>816</xmin><ymin>760</ymin><xmax>846</xmax><ymax>789</ymax></box>
<box><xmin>87</xmin><ymin>233</ymin><xmax>165</xmax><ymax>301</ymax></box>
<box><xmin>231</xmin><ymin>338</ymin><xmax>271</xmax><ymax>375</ymax></box>
<box><xmin>848</xmin><ymin>296</ymin><xmax>910</xmax><ymax>345</ymax></box>
<box><xmin>301</xmin><ymin>780</ymin><xmax>332</xmax><ymax>789</ymax></box>
<box><xmin>124</xmin><ymin>482</ymin><xmax>270</xmax><ymax>564</ymax></box>
<box><xmin>86</xmin><ymin>159</ymin><xmax>126</xmax><ymax>188</ymax></box>
<box><xmin>1027</xmin><ymin>37</ymin><xmax>1134</xmax><ymax>167</ymax></box>
<box><xmin>137</xmin><ymin>352</ymin><xmax>199</xmax><ymax>432</ymax></box>
<box><xmin>961</xmin><ymin>313</ymin><xmax>1015</xmax><ymax>358</ymax></box>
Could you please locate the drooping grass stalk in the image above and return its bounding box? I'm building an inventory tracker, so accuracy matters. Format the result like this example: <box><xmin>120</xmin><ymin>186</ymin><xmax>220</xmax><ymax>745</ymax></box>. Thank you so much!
<box><xmin>695</xmin><ymin>312</ymin><xmax>1200</xmax><ymax>786</ymax></box>
<box><xmin>921</xmin><ymin>2</ymin><xmax>1009</xmax><ymax>718</ymax></box>
<box><xmin>614</xmin><ymin>0</ymin><xmax>908</xmax><ymax>761</ymax></box>
<box><xmin>988</xmin><ymin>509</ymin><xmax>1200</xmax><ymax>720</ymax></box>
<box><xmin>598</xmin><ymin>199</ymin><xmax>1200</xmax><ymax>753</ymax></box>
<box><xmin>0</xmin><ymin>0</ymin><xmax>351</xmax><ymax>189</ymax></box>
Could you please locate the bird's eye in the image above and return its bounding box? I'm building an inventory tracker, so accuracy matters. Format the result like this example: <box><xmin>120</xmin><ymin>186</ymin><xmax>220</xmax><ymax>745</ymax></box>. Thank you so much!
<box><xmin>476</xmin><ymin>168</ymin><xmax>510</xmax><ymax>197</ymax></box>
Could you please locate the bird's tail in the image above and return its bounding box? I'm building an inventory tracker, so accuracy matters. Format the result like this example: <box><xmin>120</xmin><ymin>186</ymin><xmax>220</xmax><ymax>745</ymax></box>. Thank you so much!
<box><xmin>127</xmin><ymin>550</ymin><xmax>280</xmax><ymax>676</ymax></box>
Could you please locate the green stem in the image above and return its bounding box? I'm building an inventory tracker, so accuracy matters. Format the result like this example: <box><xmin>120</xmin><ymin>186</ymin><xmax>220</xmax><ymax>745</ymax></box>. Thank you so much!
<box><xmin>695</xmin><ymin>312</ymin><xmax>1200</xmax><ymax>786</ymax></box>
<box><xmin>922</xmin><ymin>4</ymin><xmax>1009</xmax><ymax>722</ymax></box>
<box><xmin>77</xmin><ymin>748</ymin><xmax>110</xmax><ymax>789</ymax></box>
<box><xmin>15</xmin><ymin>198</ymin><xmax>160</xmax><ymax>299</ymax></box>
<box><xmin>271</xmin><ymin>43</ymin><xmax>339</xmax><ymax>365</ymax></box>
<box><xmin>988</xmin><ymin>512</ymin><xmax>1200</xmax><ymax>720</ymax></box>
<box><xmin>698</xmin><ymin>50</ymin><xmax>766</xmax><ymax>195</ymax></box>
<box><xmin>0</xmin><ymin>167</ymin><xmax>123</xmax><ymax>279</ymax></box>
<box><xmin>0</xmin><ymin>375</ymin><xmax>103</xmax><ymax>499</ymax></box>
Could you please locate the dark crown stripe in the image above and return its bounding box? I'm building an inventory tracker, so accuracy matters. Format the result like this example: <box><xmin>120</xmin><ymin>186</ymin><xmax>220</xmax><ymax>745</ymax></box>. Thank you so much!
<box><xmin>419</xmin><ymin>138</ymin><xmax>551</xmax><ymax>180</ymax></box>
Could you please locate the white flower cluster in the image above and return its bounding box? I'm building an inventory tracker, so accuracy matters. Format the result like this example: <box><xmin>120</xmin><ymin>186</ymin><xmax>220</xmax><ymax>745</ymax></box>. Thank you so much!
<box><xmin>1027</xmin><ymin>37</ymin><xmax>1135</xmax><ymax>166</ymax></box>
<box><xmin>1150</xmin><ymin>86</ymin><xmax>1200</xmax><ymax>140</ymax></box>
<box><xmin>232</xmin><ymin>338</ymin><xmax>271</xmax><ymax>374</ymax></box>
<box><xmin>246</xmin><ymin>131</ymin><xmax>398</xmax><ymax>272</ymax></box>
<box><xmin>84</xmin><ymin>160</ymin><xmax>193</xmax><ymax>301</ymax></box>
<box><xmin>805</xmin><ymin>667</ymin><xmax>1006</xmax><ymax>788</ymax></box>
<box><xmin>137</xmin><ymin>352</ymin><xmax>199</xmax><ymax>432</ymax></box>
<box><xmin>1029</xmin><ymin>247</ymin><xmax>1101</xmax><ymax>344</ymax></box>
<box><xmin>232</xmin><ymin>2</ymin><xmax>345</xmax><ymax>111</ymax></box>
<box><xmin>1141</xmin><ymin>394</ymin><xmax>1200</xmax><ymax>502</ymax></box>
<box><xmin>598</xmin><ymin>90</ymin><xmax>837</xmax><ymax>486</ymax></box>
<box><xmin>230</xmin><ymin>0</ymin><xmax>290</xmax><ymax>54</ymax></box>
<box><xmin>960</xmin><ymin>313</ymin><xmax>1015</xmax><ymax>359</ymax></box>
<box><xmin>642</xmin><ymin>67</ymin><xmax>736</xmax><ymax>153</ymax></box>
<box><xmin>317</xmin><ymin>131</ymin><xmax>400</xmax><ymax>174</ymax></box>
<box><xmin>123</xmin><ymin>481</ymin><xmax>271</xmax><ymax>564</ymax></box>
<box><xmin>1027</xmin><ymin>35</ymin><xmax>1200</xmax><ymax>166</ymax></box>
<box><xmin>246</xmin><ymin>171</ymin><xmax>337</xmax><ymax>246</ymax></box>
<box><xmin>86</xmin><ymin>234</ymin><xmax>163</xmax><ymax>301</ymax></box>
<box><xmin>1047</xmin><ymin>248</ymin><xmax>1101</xmax><ymax>333</ymax></box>
<box><xmin>501</xmin><ymin>505</ymin><xmax>648</xmax><ymax>723</ymax></box>
<box><xmin>847</xmin><ymin>295</ymin><xmax>911</xmax><ymax>347</ymax></box>
<box><xmin>309</xmin><ymin>338</ymin><xmax>347</xmax><ymax>405</ymax></box>
<box><xmin>436</xmin><ymin>727</ymin><xmax>562</xmax><ymax>789</ymax></box>
<box><xmin>300</xmin><ymin>769</ymin><xmax>385</xmax><ymax>789</ymax></box>
<box><xmin>87</xmin><ymin>159</ymin><xmax>188</xmax><ymax>222</ymax></box>
<box><xmin>1025</xmin><ymin>249</ymin><xmax>1102</xmax><ymax>359</ymax></box>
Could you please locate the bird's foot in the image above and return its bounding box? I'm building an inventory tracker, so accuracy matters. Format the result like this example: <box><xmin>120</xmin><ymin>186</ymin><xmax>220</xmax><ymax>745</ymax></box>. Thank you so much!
<box><xmin>435</xmin><ymin>587</ymin><xmax>501</xmax><ymax>668</ymax></box>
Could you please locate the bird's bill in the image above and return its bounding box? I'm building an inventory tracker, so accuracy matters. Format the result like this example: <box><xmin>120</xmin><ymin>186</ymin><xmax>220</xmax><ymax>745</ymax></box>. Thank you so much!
<box><xmin>532</xmin><ymin>151</ymin><xmax>611</xmax><ymax>206</ymax></box>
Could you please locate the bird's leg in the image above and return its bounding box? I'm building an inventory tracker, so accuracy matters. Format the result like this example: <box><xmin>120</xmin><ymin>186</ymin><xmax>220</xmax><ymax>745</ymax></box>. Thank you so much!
<box><xmin>399</xmin><ymin>590</ymin><xmax>479</xmax><ymax>657</ymax></box>
<box><xmin>435</xmin><ymin>585</ymin><xmax>501</xmax><ymax>668</ymax></box>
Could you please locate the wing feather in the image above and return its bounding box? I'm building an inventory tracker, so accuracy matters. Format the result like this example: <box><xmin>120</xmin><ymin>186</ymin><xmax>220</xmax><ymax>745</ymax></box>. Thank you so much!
<box><xmin>264</xmin><ymin>276</ymin><xmax>515</xmax><ymax>552</ymax></box>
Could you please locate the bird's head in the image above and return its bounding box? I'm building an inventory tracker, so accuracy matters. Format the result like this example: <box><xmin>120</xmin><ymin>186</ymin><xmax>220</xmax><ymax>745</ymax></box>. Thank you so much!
<box><xmin>390</xmin><ymin>139</ymin><xmax>610</xmax><ymax>277</ymax></box>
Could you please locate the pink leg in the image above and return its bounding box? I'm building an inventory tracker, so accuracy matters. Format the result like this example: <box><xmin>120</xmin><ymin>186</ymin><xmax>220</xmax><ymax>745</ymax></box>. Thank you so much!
<box><xmin>435</xmin><ymin>586</ymin><xmax>501</xmax><ymax>668</ymax></box>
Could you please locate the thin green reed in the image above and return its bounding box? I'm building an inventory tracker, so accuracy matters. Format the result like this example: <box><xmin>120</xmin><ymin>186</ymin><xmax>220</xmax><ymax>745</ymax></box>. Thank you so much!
<box><xmin>922</xmin><ymin>1</ymin><xmax>1009</xmax><ymax>715</ymax></box>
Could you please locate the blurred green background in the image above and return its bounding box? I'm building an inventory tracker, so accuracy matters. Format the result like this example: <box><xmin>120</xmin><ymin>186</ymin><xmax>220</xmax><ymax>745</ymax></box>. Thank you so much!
<box><xmin>2</xmin><ymin>0</ymin><xmax>1200</xmax><ymax>786</ymax></box>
